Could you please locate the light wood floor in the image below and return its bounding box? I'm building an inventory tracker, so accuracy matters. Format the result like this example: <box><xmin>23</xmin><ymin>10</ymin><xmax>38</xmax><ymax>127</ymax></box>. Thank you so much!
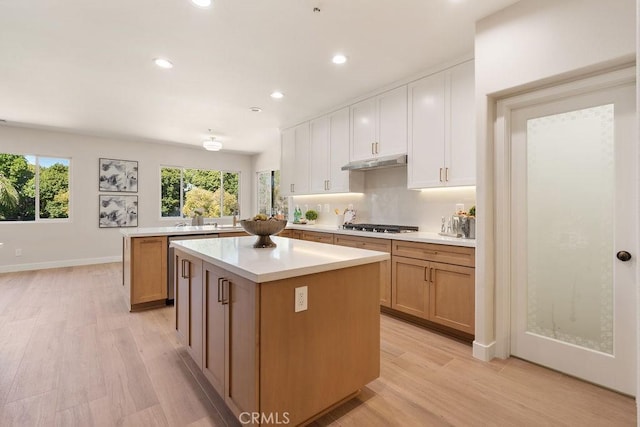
<box><xmin>0</xmin><ymin>263</ymin><xmax>636</xmax><ymax>426</ymax></box>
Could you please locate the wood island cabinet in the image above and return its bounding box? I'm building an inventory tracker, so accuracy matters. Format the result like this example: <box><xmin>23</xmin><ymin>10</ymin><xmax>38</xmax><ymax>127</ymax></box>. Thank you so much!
<box><xmin>391</xmin><ymin>241</ymin><xmax>475</xmax><ymax>334</ymax></box>
<box><xmin>334</xmin><ymin>235</ymin><xmax>392</xmax><ymax>307</ymax></box>
<box><xmin>123</xmin><ymin>236</ymin><xmax>168</xmax><ymax>311</ymax></box>
<box><xmin>175</xmin><ymin>250</ymin><xmax>204</xmax><ymax>367</ymax></box>
<box><xmin>172</xmin><ymin>244</ymin><xmax>381</xmax><ymax>426</ymax></box>
<box><xmin>203</xmin><ymin>262</ymin><xmax>258</xmax><ymax>415</ymax></box>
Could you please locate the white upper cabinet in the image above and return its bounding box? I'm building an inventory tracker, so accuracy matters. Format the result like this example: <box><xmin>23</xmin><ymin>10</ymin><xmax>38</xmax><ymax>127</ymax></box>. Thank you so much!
<box><xmin>309</xmin><ymin>116</ymin><xmax>330</xmax><ymax>193</ymax></box>
<box><xmin>310</xmin><ymin>108</ymin><xmax>363</xmax><ymax>194</ymax></box>
<box><xmin>280</xmin><ymin>122</ymin><xmax>310</xmax><ymax>196</ymax></box>
<box><xmin>408</xmin><ymin>60</ymin><xmax>475</xmax><ymax>188</ymax></box>
<box><xmin>280</xmin><ymin>127</ymin><xmax>295</xmax><ymax>196</ymax></box>
<box><xmin>350</xmin><ymin>86</ymin><xmax>408</xmax><ymax>161</ymax></box>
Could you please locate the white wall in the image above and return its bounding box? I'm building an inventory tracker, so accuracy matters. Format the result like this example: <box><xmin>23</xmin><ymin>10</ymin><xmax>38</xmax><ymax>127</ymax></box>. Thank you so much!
<box><xmin>474</xmin><ymin>0</ymin><xmax>636</xmax><ymax>361</ymax></box>
<box><xmin>291</xmin><ymin>167</ymin><xmax>475</xmax><ymax>232</ymax></box>
<box><xmin>0</xmin><ymin>125</ymin><xmax>253</xmax><ymax>272</ymax></box>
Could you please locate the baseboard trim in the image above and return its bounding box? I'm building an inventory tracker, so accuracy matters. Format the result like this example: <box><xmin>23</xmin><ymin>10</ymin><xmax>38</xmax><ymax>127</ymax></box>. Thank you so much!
<box><xmin>0</xmin><ymin>256</ymin><xmax>121</xmax><ymax>273</ymax></box>
<box><xmin>473</xmin><ymin>340</ymin><xmax>496</xmax><ymax>362</ymax></box>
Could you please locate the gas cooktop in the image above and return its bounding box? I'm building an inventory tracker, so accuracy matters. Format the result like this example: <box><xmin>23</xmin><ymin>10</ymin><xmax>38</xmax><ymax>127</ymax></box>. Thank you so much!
<box><xmin>341</xmin><ymin>223</ymin><xmax>419</xmax><ymax>233</ymax></box>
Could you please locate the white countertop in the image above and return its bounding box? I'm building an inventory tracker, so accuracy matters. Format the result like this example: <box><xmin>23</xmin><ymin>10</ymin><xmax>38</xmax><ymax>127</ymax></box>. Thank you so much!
<box><xmin>286</xmin><ymin>224</ymin><xmax>476</xmax><ymax>248</ymax></box>
<box><xmin>119</xmin><ymin>223</ymin><xmax>475</xmax><ymax>247</ymax></box>
<box><xmin>170</xmin><ymin>236</ymin><xmax>390</xmax><ymax>283</ymax></box>
<box><xmin>120</xmin><ymin>225</ymin><xmax>244</xmax><ymax>238</ymax></box>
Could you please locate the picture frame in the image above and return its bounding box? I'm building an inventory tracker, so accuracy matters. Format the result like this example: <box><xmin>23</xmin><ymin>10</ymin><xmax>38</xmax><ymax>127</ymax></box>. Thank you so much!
<box><xmin>99</xmin><ymin>195</ymin><xmax>138</xmax><ymax>228</ymax></box>
<box><xmin>99</xmin><ymin>158</ymin><xmax>138</xmax><ymax>192</ymax></box>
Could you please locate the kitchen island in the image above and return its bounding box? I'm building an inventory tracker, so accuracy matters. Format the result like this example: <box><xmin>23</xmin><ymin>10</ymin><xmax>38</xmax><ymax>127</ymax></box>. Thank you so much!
<box><xmin>121</xmin><ymin>225</ymin><xmax>248</xmax><ymax>311</ymax></box>
<box><xmin>170</xmin><ymin>236</ymin><xmax>388</xmax><ymax>426</ymax></box>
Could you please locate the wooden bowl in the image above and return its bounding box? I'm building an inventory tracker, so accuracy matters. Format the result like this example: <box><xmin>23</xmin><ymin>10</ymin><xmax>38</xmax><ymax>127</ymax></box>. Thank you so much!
<box><xmin>240</xmin><ymin>219</ymin><xmax>288</xmax><ymax>248</ymax></box>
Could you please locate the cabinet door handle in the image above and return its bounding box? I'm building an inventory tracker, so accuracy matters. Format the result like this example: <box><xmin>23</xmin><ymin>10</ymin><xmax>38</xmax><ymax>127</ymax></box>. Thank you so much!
<box><xmin>445</xmin><ymin>167</ymin><xmax>449</xmax><ymax>181</ymax></box>
<box><xmin>439</xmin><ymin>168</ymin><xmax>443</xmax><ymax>182</ymax></box>
<box><xmin>181</xmin><ymin>259</ymin><xmax>190</xmax><ymax>278</ymax></box>
<box><xmin>371</xmin><ymin>142</ymin><xmax>375</xmax><ymax>155</ymax></box>
<box><xmin>375</xmin><ymin>142</ymin><xmax>379</xmax><ymax>154</ymax></box>
<box><xmin>221</xmin><ymin>279</ymin><xmax>230</xmax><ymax>305</ymax></box>
<box><xmin>217</xmin><ymin>277</ymin><xmax>224</xmax><ymax>302</ymax></box>
<box><xmin>326</xmin><ymin>180</ymin><xmax>330</xmax><ymax>190</ymax></box>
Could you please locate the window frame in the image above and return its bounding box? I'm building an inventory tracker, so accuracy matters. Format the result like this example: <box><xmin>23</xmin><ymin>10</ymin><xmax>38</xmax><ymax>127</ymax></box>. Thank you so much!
<box><xmin>0</xmin><ymin>153</ymin><xmax>72</xmax><ymax>224</ymax></box>
<box><xmin>159</xmin><ymin>165</ymin><xmax>241</xmax><ymax>220</ymax></box>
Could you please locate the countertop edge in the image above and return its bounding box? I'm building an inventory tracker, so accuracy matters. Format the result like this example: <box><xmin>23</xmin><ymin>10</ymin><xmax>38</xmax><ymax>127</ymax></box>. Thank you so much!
<box><xmin>170</xmin><ymin>238</ymin><xmax>390</xmax><ymax>283</ymax></box>
<box><xmin>285</xmin><ymin>224</ymin><xmax>476</xmax><ymax>247</ymax></box>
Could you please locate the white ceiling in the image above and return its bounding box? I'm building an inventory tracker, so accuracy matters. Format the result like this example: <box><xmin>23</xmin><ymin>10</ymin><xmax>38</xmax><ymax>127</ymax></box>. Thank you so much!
<box><xmin>0</xmin><ymin>0</ymin><xmax>519</xmax><ymax>154</ymax></box>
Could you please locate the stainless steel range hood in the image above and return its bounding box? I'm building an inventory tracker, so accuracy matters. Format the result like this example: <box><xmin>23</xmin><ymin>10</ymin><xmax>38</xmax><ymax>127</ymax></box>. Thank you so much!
<box><xmin>341</xmin><ymin>154</ymin><xmax>407</xmax><ymax>171</ymax></box>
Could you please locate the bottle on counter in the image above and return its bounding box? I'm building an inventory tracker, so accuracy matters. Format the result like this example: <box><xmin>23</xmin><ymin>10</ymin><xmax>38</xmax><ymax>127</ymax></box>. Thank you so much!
<box><xmin>293</xmin><ymin>205</ymin><xmax>302</xmax><ymax>223</ymax></box>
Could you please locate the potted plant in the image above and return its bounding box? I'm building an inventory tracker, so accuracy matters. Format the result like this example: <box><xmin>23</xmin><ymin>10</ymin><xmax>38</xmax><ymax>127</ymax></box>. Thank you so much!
<box><xmin>304</xmin><ymin>209</ymin><xmax>318</xmax><ymax>225</ymax></box>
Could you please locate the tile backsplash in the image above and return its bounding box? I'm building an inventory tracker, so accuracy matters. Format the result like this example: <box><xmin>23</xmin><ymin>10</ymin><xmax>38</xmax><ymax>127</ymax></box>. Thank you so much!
<box><xmin>290</xmin><ymin>167</ymin><xmax>476</xmax><ymax>233</ymax></box>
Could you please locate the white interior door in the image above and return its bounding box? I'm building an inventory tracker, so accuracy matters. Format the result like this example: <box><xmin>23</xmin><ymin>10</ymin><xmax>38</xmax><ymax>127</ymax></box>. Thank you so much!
<box><xmin>510</xmin><ymin>80</ymin><xmax>636</xmax><ymax>395</ymax></box>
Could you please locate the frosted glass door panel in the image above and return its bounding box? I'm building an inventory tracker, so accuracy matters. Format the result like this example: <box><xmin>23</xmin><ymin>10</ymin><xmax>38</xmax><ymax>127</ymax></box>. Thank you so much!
<box><xmin>526</xmin><ymin>104</ymin><xmax>614</xmax><ymax>354</ymax></box>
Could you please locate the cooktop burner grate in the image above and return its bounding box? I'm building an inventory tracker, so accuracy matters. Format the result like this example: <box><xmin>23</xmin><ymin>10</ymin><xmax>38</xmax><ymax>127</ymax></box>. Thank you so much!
<box><xmin>341</xmin><ymin>223</ymin><xmax>419</xmax><ymax>233</ymax></box>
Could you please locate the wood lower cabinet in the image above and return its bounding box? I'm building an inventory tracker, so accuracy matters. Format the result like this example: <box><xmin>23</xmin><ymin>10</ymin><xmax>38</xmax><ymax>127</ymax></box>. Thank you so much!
<box><xmin>391</xmin><ymin>241</ymin><xmax>475</xmax><ymax>335</ymax></box>
<box><xmin>123</xmin><ymin>236</ymin><xmax>168</xmax><ymax>311</ymax></box>
<box><xmin>391</xmin><ymin>256</ymin><xmax>430</xmax><ymax>318</ymax></box>
<box><xmin>300</xmin><ymin>230</ymin><xmax>335</xmax><ymax>244</ymax></box>
<box><xmin>175</xmin><ymin>250</ymin><xmax>204</xmax><ymax>368</ymax></box>
<box><xmin>278</xmin><ymin>229</ymin><xmax>301</xmax><ymax>239</ymax></box>
<box><xmin>203</xmin><ymin>262</ymin><xmax>258</xmax><ymax>415</ymax></box>
<box><xmin>219</xmin><ymin>231</ymin><xmax>249</xmax><ymax>237</ymax></box>
<box><xmin>334</xmin><ymin>235</ymin><xmax>392</xmax><ymax>307</ymax></box>
<box><xmin>429</xmin><ymin>261</ymin><xmax>475</xmax><ymax>334</ymax></box>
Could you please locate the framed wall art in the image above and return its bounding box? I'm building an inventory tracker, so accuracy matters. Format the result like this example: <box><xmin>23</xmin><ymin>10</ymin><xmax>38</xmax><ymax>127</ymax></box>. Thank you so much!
<box><xmin>99</xmin><ymin>195</ymin><xmax>138</xmax><ymax>228</ymax></box>
<box><xmin>99</xmin><ymin>158</ymin><xmax>138</xmax><ymax>192</ymax></box>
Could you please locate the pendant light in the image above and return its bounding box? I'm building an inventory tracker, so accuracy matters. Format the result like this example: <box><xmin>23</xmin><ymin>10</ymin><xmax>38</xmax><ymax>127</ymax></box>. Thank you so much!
<box><xmin>202</xmin><ymin>129</ymin><xmax>222</xmax><ymax>151</ymax></box>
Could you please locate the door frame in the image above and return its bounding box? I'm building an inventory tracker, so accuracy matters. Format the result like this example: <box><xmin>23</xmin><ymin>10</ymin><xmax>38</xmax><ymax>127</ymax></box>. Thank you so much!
<box><xmin>493</xmin><ymin>65</ymin><xmax>637</xmax><ymax>359</ymax></box>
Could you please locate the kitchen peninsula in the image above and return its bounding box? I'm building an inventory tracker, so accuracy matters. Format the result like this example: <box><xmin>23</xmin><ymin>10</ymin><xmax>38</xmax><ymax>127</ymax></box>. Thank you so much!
<box><xmin>170</xmin><ymin>236</ymin><xmax>388</xmax><ymax>426</ymax></box>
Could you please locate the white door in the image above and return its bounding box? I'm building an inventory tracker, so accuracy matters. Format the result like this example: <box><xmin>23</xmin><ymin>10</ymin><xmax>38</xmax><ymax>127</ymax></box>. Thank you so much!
<box><xmin>510</xmin><ymin>80</ymin><xmax>636</xmax><ymax>395</ymax></box>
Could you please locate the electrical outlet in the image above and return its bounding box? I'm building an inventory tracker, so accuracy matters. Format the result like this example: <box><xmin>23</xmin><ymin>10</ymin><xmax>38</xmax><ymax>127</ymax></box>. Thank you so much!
<box><xmin>294</xmin><ymin>286</ymin><xmax>308</xmax><ymax>312</ymax></box>
<box><xmin>15</xmin><ymin>248</ymin><xmax>22</xmax><ymax>257</ymax></box>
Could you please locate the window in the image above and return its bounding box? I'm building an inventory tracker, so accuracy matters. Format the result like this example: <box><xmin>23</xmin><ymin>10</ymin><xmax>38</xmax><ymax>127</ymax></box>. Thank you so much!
<box><xmin>161</xmin><ymin>166</ymin><xmax>240</xmax><ymax>218</ymax></box>
<box><xmin>0</xmin><ymin>153</ymin><xmax>70</xmax><ymax>222</ymax></box>
<box><xmin>256</xmin><ymin>170</ymin><xmax>286</xmax><ymax>217</ymax></box>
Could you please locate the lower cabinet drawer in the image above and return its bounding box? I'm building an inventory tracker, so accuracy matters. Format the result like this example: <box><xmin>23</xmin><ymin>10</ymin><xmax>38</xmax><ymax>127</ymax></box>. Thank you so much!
<box><xmin>392</xmin><ymin>240</ymin><xmax>475</xmax><ymax>267</ymax></box>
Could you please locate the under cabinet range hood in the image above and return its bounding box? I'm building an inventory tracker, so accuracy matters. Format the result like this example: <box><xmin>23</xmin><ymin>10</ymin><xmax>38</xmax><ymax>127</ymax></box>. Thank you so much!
<box><xmin>341</xmin><ymin>154</ymin><xmax>407</xmax><ymax>171</ymax></box>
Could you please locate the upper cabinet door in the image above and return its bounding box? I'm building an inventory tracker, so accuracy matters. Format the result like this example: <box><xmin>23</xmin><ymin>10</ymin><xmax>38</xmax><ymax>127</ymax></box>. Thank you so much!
<box><xmin>350</xmin><ymin>97</ymin><xmax>377</xmax><ymax>161</ymax></box>
<box><xmin>309</xmin><ymin>116</ymin><xmax>330</xmax><ymax>193</ymax></box>
<box><xmin>446</xmin><ymin>60</ymin><xmax>475</xmax><ymax>187</ymax></box>
<box><xmin>407</xmin><ymin>60</ymin><xmax>475</xmax><ymax>189</ymax></box>
<box><xmin>327</xmin><ymin>107</ymin><xmax>352</xmax><ymax>193</ymax></box>
<box><xmin>407</xmin><ymin>72</ymin><xmax>446</xmax><ymax>189</ymax></box>
<box><xmin>280</xmin><ymin>127</ymin><xmax>296</xmax><ymax>196</ymax></box>
<box><xmin>350</xmin><ymin>87</ymin><xmax>408</xmax><ymax>162</ymax></box>
<box><xmin>293</xmin><ymin>122</ymin><xmax>310</xmax><ymax>194</ymax></box>
<box><xmin>376</xmin><ymin>86</ymin><xmax>408</xmax><ymax>158</ymax></box>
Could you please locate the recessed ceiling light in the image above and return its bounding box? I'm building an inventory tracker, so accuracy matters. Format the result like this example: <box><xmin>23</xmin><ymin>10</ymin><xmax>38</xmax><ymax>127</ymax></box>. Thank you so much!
<box><xmin>270</xmin><ymin>91</ymin><xmax>284</xmax><ymax>99</ymax></box>
<box><xmin>203</xmin><ymin>137</ymin><xmax>222</xmax><ymax>151</ymax></box>
<box><xmin>191</xmin><ymin>0</ymin><xmax>212</xmax><ymax>7</ymax></box>
<box><xmin>250</xmin><ymin>107</ymin><xmax>263</xmax><ymax>113</ymax></box>
<box><xmin>332</xmin><ymin>54</ymin><xmax>347</xmax><ymax>65</ymax></box>
<box><xmin>154</xmin><ymin>58</ymin><xmax>173</xmax><ymax>69</ymax></box>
